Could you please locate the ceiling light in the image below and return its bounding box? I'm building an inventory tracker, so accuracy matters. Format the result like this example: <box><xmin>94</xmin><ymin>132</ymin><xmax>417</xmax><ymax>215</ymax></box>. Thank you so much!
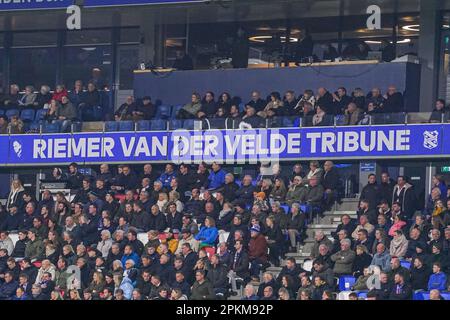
<box><xmin>364</xmin><ymin>39</ymin><xmax>411</xmax><ymax>44</ymax></box>
<box><xmin>249</xmin><ymin>36</ymin><xmax>298</xmax><ymax>43</ymax></box>
<box><xmin>402</xmin><ymin>24</ymin><xmax>450</xmax><ymax>31</ymax></box>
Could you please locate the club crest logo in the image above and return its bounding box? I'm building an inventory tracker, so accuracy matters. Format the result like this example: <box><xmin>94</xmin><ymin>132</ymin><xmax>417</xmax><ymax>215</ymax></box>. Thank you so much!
<box><xmin>12</xmin><ymin>140</ymin><xmax>23</xmax><ymax>158</ymax></box>
<box><xmin>423</xmin><ymin>131</ymin><xmax>439</xmax><ymax>150</ymax></box>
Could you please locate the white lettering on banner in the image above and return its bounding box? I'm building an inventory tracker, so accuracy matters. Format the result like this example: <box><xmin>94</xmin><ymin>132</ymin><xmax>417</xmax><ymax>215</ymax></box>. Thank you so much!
<box><xmin>306</xmin><ymin>130</ymin><xmax>411</xmax><ymax>154</ymax></box>
<box><xmin>102</xmin><ymin>137</ymin><xmax>115</xmax><ymax>157</ymax></box>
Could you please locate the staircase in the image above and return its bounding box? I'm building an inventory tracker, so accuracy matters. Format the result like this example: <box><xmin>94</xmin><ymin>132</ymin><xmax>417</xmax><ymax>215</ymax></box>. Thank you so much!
<box><xmin>265</xmin><ymin>198</ymin><xmax>359</xmax><ymax>276</ymax></box>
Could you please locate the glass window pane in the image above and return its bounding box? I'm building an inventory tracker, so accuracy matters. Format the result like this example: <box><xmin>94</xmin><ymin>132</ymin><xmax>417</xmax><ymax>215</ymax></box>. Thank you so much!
<box><xmin>0</xmin><ymin>48</ymin><xmax>4</xmax><ymax>94</ymax></box>
<box><xmin>63</xmin><ymin>46</ymin><xmax>112</xmax><ymax>89</ymax></box>
<box><xmin>119</xmin><ymin>45</ymin><xmax>139</xmax><ymax>90</ymax></box>
<box><xmin>120</xmin><ymin>28</ymin><xmax>140</xmax><ymax>44</ymax></box>
<box><xmin>66</xmin><ymin>29</ymin><xmax>112</xmax><ymax>45</ymax></box>
<box><xmin>10</xmin><ymin>48</ymin><xmax>57</xmax><ymax>89</ymax></box>
<box><xmin>13</xmin><ymin>32</ymin><xmax>57</xmax><ymax>47</ymax></box>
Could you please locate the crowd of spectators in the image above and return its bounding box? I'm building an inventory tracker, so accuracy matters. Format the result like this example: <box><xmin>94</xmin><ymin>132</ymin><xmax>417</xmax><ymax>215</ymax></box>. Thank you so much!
<box><xmin>0</xmin><ymin>159</ymin><xmax>447</xmax><ymax>300</ymax></box>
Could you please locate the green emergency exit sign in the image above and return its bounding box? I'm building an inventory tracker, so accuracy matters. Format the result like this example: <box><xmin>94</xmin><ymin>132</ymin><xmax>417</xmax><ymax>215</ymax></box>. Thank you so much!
<box><xmin>441</xmin><ymin>166</ymin><xmax>450</xmax><ymax>173</ymax></box>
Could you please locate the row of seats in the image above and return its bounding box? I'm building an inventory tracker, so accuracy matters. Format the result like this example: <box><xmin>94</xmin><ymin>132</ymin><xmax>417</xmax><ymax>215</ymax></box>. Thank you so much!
<box><xmin>104</xmin><ymin>119</ymin><xmax>202</xmax><ymax>132</ymax></box>
<box><xmin>154</xmin><ymin>103</ymin><xmax>247</xmax><ymax>120</ymax></box>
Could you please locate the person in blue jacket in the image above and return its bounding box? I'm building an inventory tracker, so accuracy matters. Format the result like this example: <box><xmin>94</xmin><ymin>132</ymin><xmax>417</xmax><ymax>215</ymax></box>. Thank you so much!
<box><xmin>208</xmin><ymin>162</ymin><xmax>226</xmax><ymax>190</ymax></box>
<box><xmin>428</xmin><ymin>262</ymin><xmax>447</xmax><ymax>291</ymax></box>
<box><xmin>121</xmin><ymin>244</ymin><xmax>141</xmax><ymax>268</ymax></box>
<box><xmin>195</xmin><ymin>216</ymin><xmax>218</xmax><ymax>248</ymax></box>
<box><xmin>158</xmin><ymin>164</ymin><xmax>177</xmax><ymax>189</ymax></box>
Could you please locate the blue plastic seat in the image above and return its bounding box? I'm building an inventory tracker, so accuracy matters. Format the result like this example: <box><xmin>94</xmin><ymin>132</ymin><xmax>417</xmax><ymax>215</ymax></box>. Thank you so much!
<box><xmin>156</xmin><ymin>105</ymin><xmax>172</xmax><ymax>119</ymax></box>
<box><xmin>42</xmin><ymin>123</ymin><xmax>60</xmax><ymax>133</ymax></box>
<box><xmin>5</xmin><ymin>109</ymin><xmax>19</xmax><ymax>119</ymax></box>
<box><xmin>282</xmin><ymin>117</ymin><xmax>294</xmax><ymax>127</ymax></box>
<box><xmin>119</xmin><ymin>121</ymin><xmax>135</xmax><ymax>132</ymax></box>
<box><xmin>338</xmin><ymin>276</ymin><xmax>356</xmax><ymax>292</ymax></box>
<box><xmin>136</xmin><ymin>120</ymin><xmax>150</xmax><ymax>131</ymax></box>
<box><xmin>150</xmin><ymin>120</ymin><xmax>167</xmax><ymax>131</ymax></box>
<box><xmin>400</xmin><ymin>260</ymin><xmax>411</xmax><ymax>269</ymax></box>
<box><xmin>168</xmin><ymin>119</ymin><xmax>183</xmax><ymax>130</ymax></box>
<box><xmin>71</xmin><ymin>122</ymin><xmax>82</xmax><ymax>133</ymax></box>
<box><xmin>280</xmin><ymin>204</ymin><xmax>290</xmax><ymax>214</ymax></box>
<box><xmin>35</xmin><ymin>109</ymin><xmax>48</xmax><ymax>122</ymax></box>
<box><xmin>20</xmin><ymin>109</ymin><xmax>35</xmax><ymax>122</ymax></box>
<box><xmin>105</xmin><ymin>121</ymin><xmax>118</xmax><ymax>132</ymax></box>
<box><xmin>171</xmin><ymin>105</ymin><xmax>183</xmax><ymax>119</ymax></box>
<box><xmin>357</xmin><ymin>291</ymin><xmax>368</xmax><ymax>299</ymax></box>
<box><xmin>29</xmin><ymin>123</ymin><xmax>41</xmax><ymax>132</ymax></box>
<box><xmin>0</xmin><ymin>110</ymin><xmax>4</xmax><ymax>116</ymax></box>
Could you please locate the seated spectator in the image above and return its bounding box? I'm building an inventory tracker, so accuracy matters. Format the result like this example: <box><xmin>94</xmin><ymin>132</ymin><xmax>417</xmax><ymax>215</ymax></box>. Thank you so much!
<box><xmin>428</xmin><ymin>262</ymin><xmax>447</xmax><ymax>291</ymax></box>
<box><xmin>389</xmin><ymin>273</ymin><xmax>412</xmax><ymax>300</ymax></box>
<box><xmin>0</xmin><ymin>271</ymin><xmax>18</xmax><ymax>300</ymax></box>
<box><xmin>53</xmin><ymin>95</ymin><xmax>77</xmax><ymax>132</ymax></box>
<box><xmin>0</xmin><ymin>115</ymin><xmax>8</xmax><ymax>134</ymax></box>
<box><xmin>79</xmin><ymin>82</ymin><xmax>101</xmax><ymax>121</ymax></box>
<box><xmin>269</xmin><ymin>178</ymin><xmax>287</xmax><ymax>202</ymax></box>
<box><xmin>351</xmin><ymin>88</ymin><xmax>366</xmax><ymax>110</ymax></box>
<box><xmin>344</xmin><ymin>102</ymin><xmax>363</xmax><ymax>125</ymax></box>
<box><xmin>18</xmin><ymin>86</ymin><xmax>37</xmax><ymax>109</ymax></box>
<box><xmin>246</xmin><ymin>91</ymin><xmax>266</xmax><ymax>113</ymax></box>
<box><xmin>208</xmin><ymin>162</ymin><xmax>225</xmax><ymax>190</ymax></box>
<box><xmin>7</xmin><ymin>115</ymin><xmax>24</xmax><ymax>134</ymax></box>
<box><xmin>330</xmin><ymin>239</ymin><xmax>355</xmax><ymax>277</ymax></box>
<box><xmin>389</xmin><ymin>230</ymin><xmax>408</xmax><ymax>259</ymax></box>
<box><xmin>285</xmin><ymin>176</ymin><xmax>307</xmax><ymax>206</ymax></box>
<box><xmin>257</xmin><ymin>92</ymin><xmax>285</xmax><ymax>118</ymax></box>
<box><xmin>3</xmin><ymin>84</ymin><xmax>21</xmax><ymax>109</ymax></box>
<box><xmin>68</xmin><ymin>80</ymin><xmax>85</xmax><ymax>108</ymax></box>
<box><xmin>177</xmin><ymin>92</ymin><xmax>202</xmax><ymax>119</ymax></box>
<box><xmin>352</xmin><ymin>267</ymin><xmax>373</xmax><ymax>291</ymax></box>
<box><xmin>388</xmin><ymin>215</ymin><xmax>408</xmax><ymax>237</ymax></box>
<box><xmin>312</xmin><ymin>105</ymin><xmax>330</xmax><ymax>126</ymax></box>
<box><xmin>216</xmin><ymin>92</ymin><xmax>232</xmax><ymax>115</ymax></box>
<box><xmin>300</xmin><ymin>177</ymin><xmax>324</xmax><ymax>211</ymax></box>
<box><xmin>371</xmin><ymin>243</ymin><xmax>391</xmax><ymax>272</ymax></box>
<box><xmin>332</xmin><ymin>87</ymin><xmax>352</xmax><ymax>115</ymax></box>
<box><xmin>240</xmin><ymin>105</ymin><xmax>264</xmax><ymax>128</ymax></box>
<box><xmin>366</xmin><ymin>87</ymin><xmax>385</xmax><ymax>109</ymax></box>
<box><xmin>283</xmin><ymin>90</ymin><xmax>298</xmax><ymax>116</ymax></box>
<box><xmin>430</xmin><ymin>99</ymin><xmax>448</xmax><ymax>123</ymax></box>
<box><xmin>190</xmin><ymin>270</ymin><xmax>215</xmax><ymax>300</ymax></box>
<box><xmin>410</xmin><ymin>257</ymin><xmax>431</xmax><ymax>291</ymax></box>
<box><xmin>132</xmin><ymin>96</ymin><xmax>155</xmax><ymax>121</ymax></box>
<box><xmin>115</xmin><ymin>96</ymin><xmax>136</xmax><ymax>121</ymax></box>
<box><xmin>195</xmin><ymin>216</ymin><xmax>218</xmax><ymax>248</ymax></box>
<box><xmin>296</xmin><ymin>101</ymin><xmax>315</xmax><ymax>126</ymax></box>
<box><xmin>158</xmin><ymin>163</ymin><xmax>176</xmax><ymax>190</ymax></box>
<box><xmin>52</xmin><ymin>84</ymin><xmax>68</xmax><ymax>103</ymax></box>
<box><xmin>352</xmin><ymin>215</ymin><xmax>375</xmax><ymax>241</ymax></box>
<box><xmin>198</xmin><ymin>91</ymin><xmax>216</xmax><ymax>118</ymax></box>
<box><xmin>352</xmin><ymin>245</ymin><xmax>372</xmax><ymax>278</ymax></box>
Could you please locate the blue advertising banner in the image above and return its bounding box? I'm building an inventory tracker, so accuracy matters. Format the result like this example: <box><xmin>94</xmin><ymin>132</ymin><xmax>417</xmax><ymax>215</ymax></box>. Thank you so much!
<box><xmin>0</xmin><ymin>124</ymin><xmax>450</xmax><ymax>166</ymax></box>
<box><xmin>0</xmin><ymin>0</ymin><xmax>203</xmax><ymax>11</ymax></box>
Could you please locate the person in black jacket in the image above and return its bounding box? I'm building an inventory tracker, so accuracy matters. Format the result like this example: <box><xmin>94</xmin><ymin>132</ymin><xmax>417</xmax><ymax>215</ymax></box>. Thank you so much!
<box><xmin>230</xmin><ymin>240</ymin><xmax>250</xmax><ymax>291</ymax></box>
<box><xmin>198</xmin><ymin>92</ymin><xmax>217</xmax><ymax>118</ymax></box>
<box><xmin>79</xmin><ymin>204</ymin><xmax>101</xmax><ymax>246</ymax></box>
<box><xmin>264</xmin><ymin>216</ymin><xmax>284</xmax><ymax>266</ymax></box>
<box><xmin>67</xmin><ymin>163</ymin><xmax>83</xmax><ymax>190</ymax></box>
<box><xmin>410</xmin><ymin>257</ymin><xmax>431</xmax><ymax>291</ymax></box>
<box><xmin>11</xmin><ymin>230</ymin><xmax>28</xmax><ymax>258</ymax></box>
<box><xmin>220</xmin><ymin>173</ymin><xmax>239</xmax><ymax>202</ymax></box>
<box><xmin>389</xmin><ymin>273</ymin><xmax>412</xmax><ymax>300</ymax></box>
<box><xmin>111</xmin><ymin>165</ymin><xmax>139</xmax><ymax>193</ymax></box>
<box><xmin>287</xmin><ymin>203</ymin><xmax>306</xmax><ymax>252</ymax></box>
<box><xmin>316</xmin><ymin>88</ymin><xmax>335</xmax><ymax>115</ymax></box>
<box><xmin>322</xmin><ymin>161</ymin><xmax>340</xmax><ymax>210</ymax></box>
<box><xmin>235</xmin><ymin>175</ymin><xmax>256</xmax><ymax>206</ymax></box>
<box><xmin>0</xmin><ymin>206</ymin><xmax>23</xmax><ymax>232</ymax></box>
<box><xmin>392</xmin><ymin>176</ymin><xmax>417</xmax><ymax>219</ymax></box>
<box><xmin>207</xmin><ymin>255</ymin><xmax>229</xmax><ymax>297</ymax></box>
<box><xmin>383</xmin><ymin>86</ymin><xmax>404</xmax><ymax>113</ymax></box>
<box><xmin>380</xmin><ymin>172</ymin><xmax>395</xmax><ymax>205</ymax></box>
<box><xmin>360</xmin><ymin>174</ymin><xmax>381</xmax><ymax>211</ymax></box>
<box><xmin>130</xmin><ymin>202</ymin><xmax>150</xmax><ymax>232</ymax></box>
<box><xmin>294</xmin><ymin>29</ymin><xmax>314</xmax><ymax>64</ymax></box>
<box><xmin>352</xmin><ymin>245</ymin><xmax>373</xmax><ymax>278</ymax></box>
<box><xmin>277</xmin><ymin>257</ymin><xmax>305</xmax><ymax>291</ymax></box>
<box><xmin>148</xmin><ymin>205</ymin><xmax>167</xmax><ymax>232</ymax></box>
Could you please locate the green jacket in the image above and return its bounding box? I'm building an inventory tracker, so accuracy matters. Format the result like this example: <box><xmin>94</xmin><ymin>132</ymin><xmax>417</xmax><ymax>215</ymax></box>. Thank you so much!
<box><xmin>25</xmin><ymin>238</ymin><xmax>44</xmax><ymax>261</ymax></box>
<box><xmin>55</xmin><ymin>268</ymin><xmax>71</xmax><ymax>290</ymax></box>
<box><xmin>190</xmin><ymin>279</ymin><xmax>215</xmax><ymax>300</ymax></box>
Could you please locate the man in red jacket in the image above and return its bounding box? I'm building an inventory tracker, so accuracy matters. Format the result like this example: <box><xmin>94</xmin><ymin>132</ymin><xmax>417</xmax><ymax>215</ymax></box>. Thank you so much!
<box><xmin>248</xmin><ymin>225</ymin><xmax>269</xmax><ymax>282</ymax></box>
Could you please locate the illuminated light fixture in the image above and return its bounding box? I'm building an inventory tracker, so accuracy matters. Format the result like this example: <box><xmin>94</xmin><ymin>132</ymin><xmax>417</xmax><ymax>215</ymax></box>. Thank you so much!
<box><xmin>81</xmin><ymin>47</ymin><xmax>96</xmax><ymax>51</ymax></box>
<box><xmin>402</xmin><ymin>24</ymin><xmax>450</xmax><ymax>31</ymax></box>
<box><xmin>249</xmin><ymin>35</ymin><xmax>298</xmax><ymax>43</ymax></box>
<box><xmin>364</xmin><ymin>38</ymin><xmax>411</xmax><ymax>44</ymax></box>
<box><xmin>402</xmin><ymin>24</ymin><xmax>419</xmax><ymax>31</ymax></box>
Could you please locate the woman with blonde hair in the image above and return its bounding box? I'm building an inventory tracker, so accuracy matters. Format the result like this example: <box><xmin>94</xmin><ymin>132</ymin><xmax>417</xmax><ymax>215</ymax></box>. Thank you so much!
<box><xmin>50</xmin><ymin>290</ymin><xmax>64</xmax><ymax>300</ymax></box>
<box><xmin>88</xmin><ymin>271</ymin><xmax>106</xmax><ymax>296</ymax></box>
<box><xmin>6</xmin><ymin>179</ymin><xmax>25</xmax><ymax>209</ymax></box>
<box><xmin>157</xmin><ymin>192</ymin><xmax>168</xmax><ymax>212</ymax></box>
<box><xmin>69</xmin><ymin>289</ymin><xmax>81</xmax><ymax>300</ymax></box>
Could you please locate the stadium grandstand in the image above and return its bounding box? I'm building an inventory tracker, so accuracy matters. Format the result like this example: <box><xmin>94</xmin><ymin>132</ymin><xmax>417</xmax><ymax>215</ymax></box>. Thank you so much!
<box><xmin>0</xmin><ymin>0</ymin><xmax>449</xmax><ymax>302</ymax></box>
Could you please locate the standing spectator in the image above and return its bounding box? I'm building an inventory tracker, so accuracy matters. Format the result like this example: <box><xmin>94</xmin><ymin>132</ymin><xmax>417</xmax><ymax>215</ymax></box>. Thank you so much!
<box><xmin>332</xmin><ymin>87</ymin><xmax>352</xmax><ymax>115</ymax></box>
<box><xmin>248</xmin><ymin>225</ymin><xmax>268</xmax><ymax>281</ymax></box>
<box><xmin>79</xmin><ymin>82</ymin><xmax>101</xmax><ymax>121</ymax></box>
<box><xmin>392</xmin><ymin>176</ymin><xmax>417</xmax><ymax>219</ymax></box>
<box><xmin>360</xmin><ymin>174</ymin><xmax>381</xmax><ymax>211</ymax></box>
<box><xmin>383</xmin><ymin>85</ymin><xmax>404</xmax><ymax>113</ymax></box>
